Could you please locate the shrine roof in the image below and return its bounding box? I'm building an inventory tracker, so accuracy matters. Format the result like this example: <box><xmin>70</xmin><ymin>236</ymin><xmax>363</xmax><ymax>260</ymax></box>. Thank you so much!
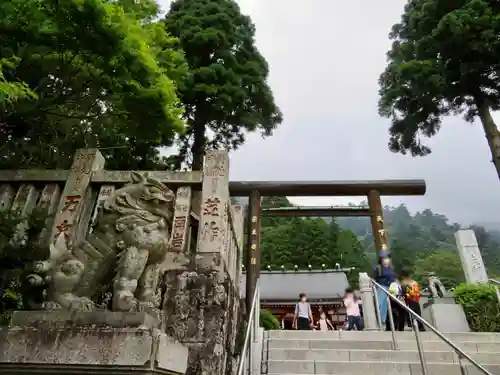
<box><xmin>240</xmin><ymin>270</ymin><xmax>350</xmax><ymax>301</ymax></box>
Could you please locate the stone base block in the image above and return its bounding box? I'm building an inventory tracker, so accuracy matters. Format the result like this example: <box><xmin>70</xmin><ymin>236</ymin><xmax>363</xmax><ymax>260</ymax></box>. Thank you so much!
<box><xmin>10</xmin><ymin>310</ymin><xmax>160</xmax><ymax>328</ymax></box>
<box><xmin>424</xmin><ymin>302</ymin><xmax>470</xmax><ymax>332</ymax></box>
<box><xmin>0</xmin><ymin>311</ymin><xmax>188</xmax><ymax>375</ymax></box>
<box><xmin>422</xmin><ymin>296</ymin><xmax>455</xmax><ymax>309</ymax></box>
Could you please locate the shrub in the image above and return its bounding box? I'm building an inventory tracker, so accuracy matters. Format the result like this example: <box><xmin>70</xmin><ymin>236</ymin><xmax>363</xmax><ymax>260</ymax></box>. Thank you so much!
<box><xmin>0</xmin><ymin>209</ymin><xmax>49</xmax><ymax>325</ymax></box>
<box><xmin>260</xmin><ymin>309</ymin><xmax>280</xmax><ymax>330</ymax></box>
<box><xmin>453</xmin><ymin>283</ymin><xmax>500</xmax><ymax>332</ymax></box>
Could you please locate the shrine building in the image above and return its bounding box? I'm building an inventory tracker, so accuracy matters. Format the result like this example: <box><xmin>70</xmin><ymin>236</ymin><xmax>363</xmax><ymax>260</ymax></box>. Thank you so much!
<box><xmin>241</xmin><ymin>269</ymin><xmax>355</xmax><ymax>329</ymax></box>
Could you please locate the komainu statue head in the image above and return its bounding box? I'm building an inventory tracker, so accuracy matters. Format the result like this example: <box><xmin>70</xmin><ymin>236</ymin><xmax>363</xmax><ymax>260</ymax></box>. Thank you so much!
<box><xmin>95</xmin><ymin>172</ymin><xmax>176</xmax><ymax>257</ymax></box>
<box><xmin>102</xmin><ymin>171</ymin><xmax>175</xmax><ymax>226</ymax></box>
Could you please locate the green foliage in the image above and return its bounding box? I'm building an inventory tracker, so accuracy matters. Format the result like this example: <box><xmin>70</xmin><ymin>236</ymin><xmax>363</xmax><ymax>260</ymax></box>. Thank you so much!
<box><xmin>412</xmin><ymin>252</ymin><xmax>465</xmax><ymax>289</ymax></box>
<box><xmin>164</xmin><ymin>0</ymin><xmax>282</xmax><ymax>170</ymax></box>
<box><xmin>260</xmin><ymin>308</ymin><xmax>280</xmax><ymax>330</ymax></box>
<box><xmin>0</xmin><ymin>209</ymin><xmax>49</xmax><ymax>325</ymax></box>
<box><xmin>0</xmin><ymin>58</ymin><xmax>37</xmax><ymax>105</ymax></box>
<box><xmin>0</xmin><ymin>0</ymin><xmax>186</xmax><ymax>170</ymax></box>
<box><xmin>378</xmin><ymin>0</ymin><xmax>500</xmax><ymax>174</ymax></box>
<box><xmin>259</xmin><ymin>197</ymin><xmax>370</xmax><ymax>286</ymax></box>
<box><xmin>453</xmin><ymin>283</ymin><xmax>500</xmax><ymax>332</ymax></box>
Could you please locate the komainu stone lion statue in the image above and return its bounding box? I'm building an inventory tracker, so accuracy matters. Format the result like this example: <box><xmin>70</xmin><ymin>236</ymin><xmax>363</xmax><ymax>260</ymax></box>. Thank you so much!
<box><xmin>26</xmin><ymin>172</ymin><xmax>175</xmax><ymax>312</ymax></box>
<box><xmin>428</xmin><ymin>272</ymin><xmax>447</xmax><ymax>298</ymax></box>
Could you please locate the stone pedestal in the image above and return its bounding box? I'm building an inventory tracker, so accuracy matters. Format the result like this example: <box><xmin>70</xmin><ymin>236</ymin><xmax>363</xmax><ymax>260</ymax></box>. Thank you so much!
<box><xmin>0</xmin><ymin>311</ymin><xmax>188</xmax><ymax>375</ymax></box>
<box><xmin>423</xmin><ymin>300</ymin><xmax>470</xmax><ymax>333</ymax></box>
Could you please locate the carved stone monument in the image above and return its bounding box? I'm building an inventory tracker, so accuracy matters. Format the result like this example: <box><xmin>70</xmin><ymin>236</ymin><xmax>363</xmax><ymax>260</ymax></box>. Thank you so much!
<box><xmin>455</xmin><ymin>229</ymin><xmax>489</xmax><ymax>284</ymax></box>
<box><xmin>0</xmin><ymin>151</ymin><xmax>188</xmax><ymax>375</ymax></box>
<box><xmin>428</xmin><ymin>272</ymin><xmax>447</xmax><ymax>299</ymax></box>
<box><xmin>0</xmin><ymin>149</ymin><xmax>243</xmax><ymax>375</ymax></box>
<box><xmin>25</xmin><ymin>171</ymin><xmax>175</xmax><ymax>315</ymax></box>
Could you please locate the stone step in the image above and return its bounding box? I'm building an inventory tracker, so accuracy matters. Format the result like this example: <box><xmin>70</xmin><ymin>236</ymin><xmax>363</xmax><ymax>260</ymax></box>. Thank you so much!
<box><xmin>266</xmin><ymin>338</ymin><xmax>500</xmax><ymax>352</ymax></box>
<box><xmin>267</xmin><ymin>360</ymin><xmax>500</xmax><ymax>375</ymax></box>
<box><xmin>267</xmin><ymin>330</ymin><xmax>500</xmax><ymax>343</ymax></box>
<box><xmin>267</xmin><ymin>348</ymin><xmax>500</xmax><ymax>364</ymax></box>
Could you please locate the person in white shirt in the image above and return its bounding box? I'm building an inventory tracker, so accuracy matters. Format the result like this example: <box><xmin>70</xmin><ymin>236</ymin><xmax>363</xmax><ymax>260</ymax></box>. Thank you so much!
<box><xmin>293</xmin><ymin>293</ymin><xmax>313</xmax><ymax>330</ymax></box>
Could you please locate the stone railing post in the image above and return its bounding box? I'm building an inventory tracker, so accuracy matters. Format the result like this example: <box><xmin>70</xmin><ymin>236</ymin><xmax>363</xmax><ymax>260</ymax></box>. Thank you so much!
<box><xmin>50</xmin><ymin>149</ymin><xmax>105</xmax><ymax>245</ymax></box>
<box><xmin>178</xmin><ymin>150</ymin><xmax>231</xmax><ymax>375</ymax></box>
<box><xmin>359</xmin><ymin>272</ymin><xmax>378</xmax><ymax>330</ymax></box>
<box><xmin>197</xmin><ymin>151</ymin><xmax>230</xmax><ymax>259</ymax></box>
<box><xmin>0</xmin><ymin>185</ymin><xmax>15</xmax><ymax>211</ymax></box>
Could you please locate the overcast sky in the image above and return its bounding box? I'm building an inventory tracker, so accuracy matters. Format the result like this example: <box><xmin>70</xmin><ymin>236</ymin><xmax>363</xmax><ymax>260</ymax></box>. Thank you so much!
<box><xmin>159</xmin><ymin>0</ymin><xmax>500</xmax><ymax>226</ymax></box>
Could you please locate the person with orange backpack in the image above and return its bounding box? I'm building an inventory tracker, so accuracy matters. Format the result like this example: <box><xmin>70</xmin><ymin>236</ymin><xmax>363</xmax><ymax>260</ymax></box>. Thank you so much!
<box><xmin>399</xmin><ymin>269</ymin><xmax>425</xmax><ymax>331</ymax></box>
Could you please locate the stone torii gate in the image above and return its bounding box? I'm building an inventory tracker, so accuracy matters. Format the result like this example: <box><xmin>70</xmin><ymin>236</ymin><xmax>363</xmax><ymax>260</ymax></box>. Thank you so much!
<box><xmin>229</xmin><ymin>180</ymin><xmax>427</xmax><ymax>313</ymax></box>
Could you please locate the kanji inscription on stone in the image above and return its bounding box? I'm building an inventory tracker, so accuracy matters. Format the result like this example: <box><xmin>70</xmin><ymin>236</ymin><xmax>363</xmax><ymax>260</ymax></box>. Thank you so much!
<box><xmin>203</xmin><ymin>197</ymin><xmax>221</xmax><ymax>216</ymax></box>
<box><xmin>62</xmin><ymin>195</ymin><xmax>81</xmax><ymax>213</ymax></box>
<box><xmin>170</xmin><ymin>216</ymin><xmax>187</xmax><ymax>252</ymax></box>
<box><xmin>201</xmin><ymin>221</ymin><xmax>220</xmax><ymax>241</ymax></box>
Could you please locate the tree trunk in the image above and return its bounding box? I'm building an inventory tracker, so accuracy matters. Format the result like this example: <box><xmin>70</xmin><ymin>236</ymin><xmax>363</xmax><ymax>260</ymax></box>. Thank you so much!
<box><xmin>475</xmin><ymin>96</ymin><xmax>500</xmax><ymax>181</ymax></box>
<box><xmin>190</xmin><ymin>119</ymin><xmax>206</xmax><ymax>171</ymax></box>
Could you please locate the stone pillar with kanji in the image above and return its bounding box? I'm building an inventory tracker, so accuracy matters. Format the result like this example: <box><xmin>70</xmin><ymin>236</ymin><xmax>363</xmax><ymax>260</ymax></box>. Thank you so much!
<box><xmin>50</xmin><ymin>149</ymin><xmax>105</xmax><ymax>246</ymax></box>
<box><xmin>162</xmin><ymin>151</ymin><xmax>237</xmax><ymax>375</ymax></box>
<box><xmin>197</xmin><ymin>151</ymin><xmax>230</xmax><ymax>256</ymax></box>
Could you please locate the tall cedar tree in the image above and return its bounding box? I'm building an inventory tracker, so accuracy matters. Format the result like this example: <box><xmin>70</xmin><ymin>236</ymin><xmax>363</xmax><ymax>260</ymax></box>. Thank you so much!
<box><xmin>378</xmin><ymin>0</ymin><xmax>500</xmax><ymax>180</ymax></box>
<box><xmin>0</xmin><ymin>0</ymin><xmax>186</xmax><ymax>170</ymax></box>
<box><xmin>164</xmin><ymin>0</ymin><xmax>283</xmax><ymax>170</ymax></box>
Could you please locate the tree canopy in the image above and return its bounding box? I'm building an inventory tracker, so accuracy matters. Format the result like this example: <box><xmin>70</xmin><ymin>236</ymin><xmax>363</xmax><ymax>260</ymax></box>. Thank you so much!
<box><xmin>164</xmin><ymin>0</ymin><xmax>283</xmax><ymax>170</ymax></box>
<box><xmin>378</xmin><ymin>0</ymin><xmax>500</xmax><ymax>179</ymax></box>
<box><xmin>0</xmin><ymin>0</ymin><xmax>187</xmax><ymax>170</ymax></box>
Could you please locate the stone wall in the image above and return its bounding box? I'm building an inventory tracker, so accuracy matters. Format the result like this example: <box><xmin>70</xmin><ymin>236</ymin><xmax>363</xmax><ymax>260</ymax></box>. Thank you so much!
<box><xmin>161</xmin><ymin>253</ymin><xmax>240</xmax><ymax>375</ymax></box>
<box><xmin>0</xmin><ymin>149</ymin><xmax>244</xmax><ymax>375</ymax></box>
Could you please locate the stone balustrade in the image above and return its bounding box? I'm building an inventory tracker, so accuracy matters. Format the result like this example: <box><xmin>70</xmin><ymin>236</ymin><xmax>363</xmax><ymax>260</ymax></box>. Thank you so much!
<box><xmin>0</xmin><ymin>148</ymin><xmax>244</xmax><ymax>375</ymax></box>
<box><xmin>0</xmin><ymin>149</ymin><xmax>243</xmax><ymax>288</ymax></box>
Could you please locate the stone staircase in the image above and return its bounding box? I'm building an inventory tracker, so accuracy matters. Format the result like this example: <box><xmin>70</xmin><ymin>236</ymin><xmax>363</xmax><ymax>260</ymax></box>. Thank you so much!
<box><xmin>264</xmin><ymin>330</ymin><xmax>500</xmax><ymax>375</ymax></box>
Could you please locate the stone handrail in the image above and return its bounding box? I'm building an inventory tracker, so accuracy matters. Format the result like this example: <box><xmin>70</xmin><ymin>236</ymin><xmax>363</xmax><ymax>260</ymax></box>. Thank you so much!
<box><xmin>0</xmin><ymin>149</ymin><xmax>243</xmax><ymax>287</ymax></box>
<box><xmin>0</xmin><ymin>148</ymin><xmax>245</xmax><ymax>375</ymax></box>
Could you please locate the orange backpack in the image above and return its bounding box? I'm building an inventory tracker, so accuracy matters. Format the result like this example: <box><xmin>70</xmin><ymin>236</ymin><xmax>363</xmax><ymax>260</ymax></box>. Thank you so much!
<box><xmin>405</xmin><ymin>280</ymin><xmax>421</xmax><ymax>302</ymax></box>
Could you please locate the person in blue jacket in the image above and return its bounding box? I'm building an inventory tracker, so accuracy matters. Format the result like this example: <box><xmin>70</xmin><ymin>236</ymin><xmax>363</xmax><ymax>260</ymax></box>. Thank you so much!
<box><xmin>371</xmin><ymin>251</ymin><xmax>397</xmax><ymax>329</ymax></box>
